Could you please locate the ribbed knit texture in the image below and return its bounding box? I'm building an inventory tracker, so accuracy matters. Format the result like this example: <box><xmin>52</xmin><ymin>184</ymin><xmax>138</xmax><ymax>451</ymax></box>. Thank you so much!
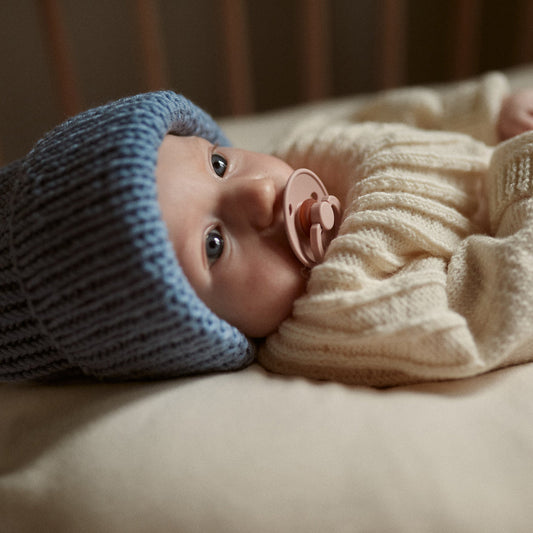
<box><xmin>1</xmin><ymin>91</ymin><xmax>253</xmax><ymax>381</ymax></box>
<box><xmin>259</xmin><ymin>73</ymin><xmax>533</xmax><ymax>387</ymax></box>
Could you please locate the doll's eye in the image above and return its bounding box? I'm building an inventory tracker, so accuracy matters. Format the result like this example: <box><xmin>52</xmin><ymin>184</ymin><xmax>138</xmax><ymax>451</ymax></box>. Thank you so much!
<box><xmin>211</xmin><ymin>153</ymin><xmax>228</xmax><ymax>177</ymax></box>
<box><xmin>205</xmin><ymin>228</ymin><xmax>224</xmax><ymax>265</ymax></box>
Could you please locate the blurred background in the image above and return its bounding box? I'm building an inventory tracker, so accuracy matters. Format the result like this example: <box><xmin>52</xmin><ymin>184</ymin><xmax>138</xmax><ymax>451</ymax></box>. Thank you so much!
<box><xmin>1</xmin><ymin>0</ymin><xmax>532</xmax><ymax>163</ymax></box>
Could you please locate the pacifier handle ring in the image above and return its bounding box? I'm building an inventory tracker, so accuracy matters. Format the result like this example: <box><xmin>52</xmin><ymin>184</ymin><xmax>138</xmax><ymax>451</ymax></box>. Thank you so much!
<box><xmin>310</xmin><ymin>223</ymin><xmax>324</xmax><ymax>261</ymax></box>
<box><xmin>310</xmin><ymin>200</ymin><xmax>335</xmax><ymax>231</ymax></box>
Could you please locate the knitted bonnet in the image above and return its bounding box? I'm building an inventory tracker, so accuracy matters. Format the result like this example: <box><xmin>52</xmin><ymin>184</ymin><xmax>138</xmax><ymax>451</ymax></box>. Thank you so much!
<box><xmin>0</xmin><ymin>91</ymin><xmax>254</xmax><ymax>381</ymax></box>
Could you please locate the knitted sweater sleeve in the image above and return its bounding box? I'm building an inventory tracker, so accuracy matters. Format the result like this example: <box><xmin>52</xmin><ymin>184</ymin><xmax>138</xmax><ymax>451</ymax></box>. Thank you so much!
<box><xmin>258</xmin><ymin>122</ymin><xmax>533</xmax><ymax>387</ymax></box>
<box><xmin>350</xmin><ymin>72</ymin><xmax>510</xmax><ymax>145</ymax></box>
<box><xmin>290</xmin><ymin>72</ymin><xmax>509</xmax><ymax>146</ymax></box>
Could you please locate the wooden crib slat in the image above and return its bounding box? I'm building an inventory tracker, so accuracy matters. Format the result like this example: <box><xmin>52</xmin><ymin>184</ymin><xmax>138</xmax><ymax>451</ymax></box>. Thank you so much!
<box><xmin>450</xmin><ymin>0</ymin><xmax>481</xmax><ymax>79</ymax></box>
<box><xmin>376</xmin><ymin>0</ymin><xmax>407</xmax><ymax>89</ymax></box>
<box><xmin>300</xmin><ymin>0</ymin><xmax>331</xmax><ymax>101</ymax></box>
<box><xmin>219</xmin><ymin>0</ymin><xmax>254</xmax><ymax>115</ymax></box>
<box><xmin>515</xmin><ymin>0</ymin><xmax>533</xmax><ymax>64</ymax></box>
<box><xmin>135</xmin><ymin>0</ymin><xmax>169</xmax><ymax>90</ymax></box>
<box><xmin>38</xmin><ymin>0</ymin><xmax>82</xmax><ymax>117</ymax></box>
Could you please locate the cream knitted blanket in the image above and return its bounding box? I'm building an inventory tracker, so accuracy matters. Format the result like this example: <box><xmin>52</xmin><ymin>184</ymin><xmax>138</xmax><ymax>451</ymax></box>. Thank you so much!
<box><xmin>258</xmin><ymin>73</ymin><xmax>533</xmax><ymax>387</ymax></box>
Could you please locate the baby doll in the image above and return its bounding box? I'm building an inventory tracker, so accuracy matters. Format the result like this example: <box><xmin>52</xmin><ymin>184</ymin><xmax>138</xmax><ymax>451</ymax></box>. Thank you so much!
<box><xmin>1</xmin><ymin>73</ymin><xmax>532</xmax><ymax>385</ymax></box>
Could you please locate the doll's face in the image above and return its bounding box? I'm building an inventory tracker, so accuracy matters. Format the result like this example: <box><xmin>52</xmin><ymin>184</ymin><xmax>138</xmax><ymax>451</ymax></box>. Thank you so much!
<box><xmin>156</xmin><ymin>135</ymin><xmax>307</xmax><ymax>338</ymax></box>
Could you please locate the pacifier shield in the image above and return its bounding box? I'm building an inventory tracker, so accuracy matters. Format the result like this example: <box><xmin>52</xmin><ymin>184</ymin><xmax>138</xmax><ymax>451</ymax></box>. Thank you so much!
<box><xmin>283</xmin><ymin>169</ymin><xmax>341</xmax><ymax>267</ymax></box>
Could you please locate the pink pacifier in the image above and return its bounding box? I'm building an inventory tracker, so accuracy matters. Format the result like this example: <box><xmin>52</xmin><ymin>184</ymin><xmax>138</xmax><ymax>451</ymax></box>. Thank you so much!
<box><xmin>283</xmin><ymin>169</ymin><xmax>341</xmax><ymax>267</ymax></box>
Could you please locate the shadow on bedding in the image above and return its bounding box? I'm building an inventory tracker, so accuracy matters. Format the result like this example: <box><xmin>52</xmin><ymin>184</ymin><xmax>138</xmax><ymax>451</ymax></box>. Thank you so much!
<box><xmin>0</xmin><ymin>378</ymin><xmax>191</xmax><ymax>475</ymax></box>
<box><xmin>0</xmin><ymin>362</ymin><xmax>527</xmax><ymax>475</ymax></box>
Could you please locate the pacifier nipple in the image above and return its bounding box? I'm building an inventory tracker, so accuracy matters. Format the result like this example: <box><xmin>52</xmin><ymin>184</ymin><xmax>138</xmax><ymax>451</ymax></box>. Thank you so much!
<box><xmin>283</xmin><ymin>169</ymin><xmax>341</xmax><ymax>267</ymax></box>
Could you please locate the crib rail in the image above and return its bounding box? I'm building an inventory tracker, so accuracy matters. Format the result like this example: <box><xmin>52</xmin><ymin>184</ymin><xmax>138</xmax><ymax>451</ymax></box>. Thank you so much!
<box><xmin>1</xmin><ymin>0</ymin><xmax>532</xmax><ymax>164</ymax></box>
<box><xmin>36</xmin><ymin>0</ymin><xmax>533</xmax><ymax>118</ymax></box>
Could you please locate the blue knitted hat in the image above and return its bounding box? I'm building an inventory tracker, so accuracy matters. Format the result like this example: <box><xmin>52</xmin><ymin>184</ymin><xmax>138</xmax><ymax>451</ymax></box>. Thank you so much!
<box><xmin>0</xmin><ymin>91</ymin><xmax>254</xmax><ymax>381</ymax></box>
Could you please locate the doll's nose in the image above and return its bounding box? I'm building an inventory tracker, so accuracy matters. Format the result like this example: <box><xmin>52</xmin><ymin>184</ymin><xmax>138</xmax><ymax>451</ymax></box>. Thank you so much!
<box><xmin>231</xmin><ymin>177</ymin><xmax>276</xmax><ymax>229</ymax></box>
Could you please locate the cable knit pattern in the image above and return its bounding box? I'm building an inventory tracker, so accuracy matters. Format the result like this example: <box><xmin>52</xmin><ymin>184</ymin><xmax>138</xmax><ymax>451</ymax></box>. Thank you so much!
<box><xmin>259</xmin><ymin>73</ymin><xmax>533</xmax><ymax>387</ymax></box>
<box><xmin>349</xmin><ymin>72</ymin><xmax>508</xmax><ymax>146</ymax></box>
<box><xmin>0</xmin><ymin>92</ymin><xmax>253</xmax><ymax>381</ymax></box>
